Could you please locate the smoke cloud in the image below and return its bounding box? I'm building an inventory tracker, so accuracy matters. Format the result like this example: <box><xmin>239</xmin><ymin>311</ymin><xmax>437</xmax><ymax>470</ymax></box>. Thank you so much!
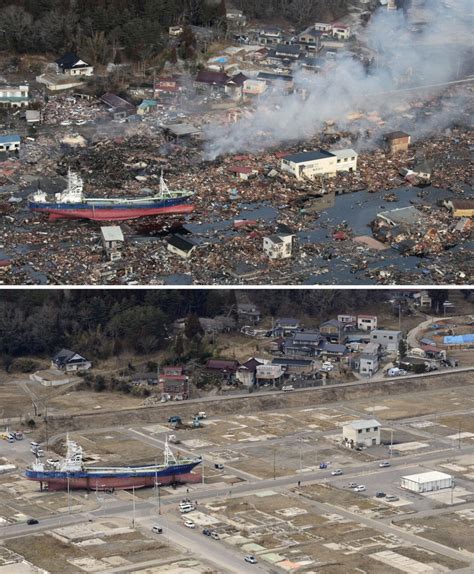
<box><xmin>203</xmin><ymin>0</ymin><xmax>473</xmax><ymax>159</ymax></box>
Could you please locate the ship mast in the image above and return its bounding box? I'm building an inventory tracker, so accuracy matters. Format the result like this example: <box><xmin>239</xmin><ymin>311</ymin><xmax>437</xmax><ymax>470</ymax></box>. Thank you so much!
<box><xmin>164</xmin><ymin>436</ymin><xmax>177</xmax><ymax>465</ymax></box>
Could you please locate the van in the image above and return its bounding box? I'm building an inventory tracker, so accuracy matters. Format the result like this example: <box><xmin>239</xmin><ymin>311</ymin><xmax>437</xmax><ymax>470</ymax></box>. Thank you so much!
<box><xmin>152</xmin><ymin>525</ymin><xmax>163</xmax><ymax>534</ymax></box>
<box><xmin>282</xmin><ymin>385</ymin><xmax>294</xmax><ymax>391</ymax></box>
<box><xmin>30</xmin><ymin>442</ymin><xmax>39</xmax><ymax>448</ymax></box>
<box><xmin>179</xmin><ymin>504</ymin><xmax>195</xmax><ymax>513</ymax></box>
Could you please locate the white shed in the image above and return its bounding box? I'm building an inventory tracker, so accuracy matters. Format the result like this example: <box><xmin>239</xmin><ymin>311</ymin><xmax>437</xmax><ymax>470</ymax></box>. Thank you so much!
<box><xmin>400</xmin><ymin>471</ymin><xmax>453</xmax><ymax>493</ymax></box>
<box><xmin>342</xmin><ymin>418</ymin><xmax>381</xmax><ymax>447</ymax></box>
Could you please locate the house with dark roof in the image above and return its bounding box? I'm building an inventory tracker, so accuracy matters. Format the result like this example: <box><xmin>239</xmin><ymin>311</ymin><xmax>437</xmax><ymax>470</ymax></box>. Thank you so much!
<box><xmin>195</xmin><ymin>70</ymin><xmax>230</xmax><ymax>92</ymax></box>
<box><xmin>236</xmin><ymin>357</ymin><xmax>264</xmax><ymax>386</ymax></box>
<box><xmin>237</xmin><ymin>303</ymin><xmax>261</xmax><ymax>324</ymax></box>
<box><xmin>284</xmin><ymin>330</ymin><xmax>323</xmax><ymax>357</ymax></box>
<box><xmin>52</xmin><ymin>349</ymin><xmax>91</xmax><ymax>372</ymax></box>
<box><xmin>271</xmin><ymin>357</ymin><xmax>315</xmax><ymax>374</ymax></box>
<box><xmin>225</xmin><ymin>72</ymin><xmax>248</xmax><ymax>99</ymax></box>
<box><xmin>383</xmin><ymin>131</ymin><xmax>411</xmax><ymax>153</ymax></box>
<box><xmin>167</xmin><ymin>234</ymin><xmax>198</xmax><ymax>259</ymax></box>
<box><xmin>100</xmin><ymin>93</ymin><xmax>136</xmax><ymax>119</ymax></box>
<box><xmin>266</xmin><ymin>44</ymin><xmax>302</xmax><ymax>65</ymax></box>
<box><xmin>281</xmin><ymin>150</ymin><xmax>338</xmax><ymax>180</ymax></box>
<box><xmin>274</xmin><ymin>318</ymin><xmax>300</xmax><ymax>337</ymax></box>
<box><xmin>55</xmin><ymin>53</ymin><xmax>94</xmax><ymax>76</ymax></box>
<box><xmin>206</xmin><ymin>359</ymin><xmax>240</xmax><ymax>383</ymax></box>
<box><xmin>319</xmin><ymin>319</ymin><xmax>347</xmax><ymax>343</ymax></box>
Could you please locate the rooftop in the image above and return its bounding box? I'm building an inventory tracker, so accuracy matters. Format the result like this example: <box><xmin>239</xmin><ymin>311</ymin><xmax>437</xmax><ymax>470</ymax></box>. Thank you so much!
<box><xmin>345</xmin><ymin>418</ymin><xmax>381</xmax><ymax>430</ymax></box>
<box><xmin>402</xmin><ymin>471</ymin><xmax>452</xmax><ymax>483</ymax></box>
<box><xmin>0</xmin><ymin>135</ymin><xmax>21</xmax><ymax>144</ymax></box>
<box><xmin>283</xmin><ymin>150</ymin><xmax>335</xmax><ymax>164</ymax></box>
<box><xmin>101</xmin><ymin>226</ymin><xmax>124</xmax><ymax>242</ymax></box>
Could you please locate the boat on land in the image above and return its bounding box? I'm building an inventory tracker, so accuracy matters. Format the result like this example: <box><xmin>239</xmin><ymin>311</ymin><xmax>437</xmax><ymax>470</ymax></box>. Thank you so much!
<box><xmin>28</xmin><ymin>170</ymin><xmax>195</xmax><ymax>221</ymax></box>
<box><xmin>25</xmin><ymin>436</ymin><xmax>202</xmax><ymax>491</ymax></box>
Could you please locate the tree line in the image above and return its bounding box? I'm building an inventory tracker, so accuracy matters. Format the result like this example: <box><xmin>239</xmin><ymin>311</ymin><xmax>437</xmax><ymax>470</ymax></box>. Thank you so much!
<box><xmin>0</xmin><ymin>0</ymin><xmax>351</xmax><ymax>61</ymax></box>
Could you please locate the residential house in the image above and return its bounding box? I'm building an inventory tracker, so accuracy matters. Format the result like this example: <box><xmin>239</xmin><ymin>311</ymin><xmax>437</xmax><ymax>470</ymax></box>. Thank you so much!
<box><xmin>154</xmin><ymin>76</ymin><xmax>181</xmax><ymax>98</ymax></box>
<box><xmin>256</xmin><ymin>364</ymin><xmax>284</xmax><ymax>385</ymax></box>
<box><xmin>229</xmin><ymin>166</ymin><xmax>258</xmax><ymax>180</ymax></box>
<box><xmin>205</xmin><ymin>359</ymin><xmax>240</xmax><ymax>383</ymax></box>
<box><xmin>298</xmin><ymin>28</ymin><xmax>323</xmax><ymax>50</ymax></box>
<box><xmin>55</xmin><ymin>53</ymin><xmax>94</xmax><ymax>76</ymax></box>
<box><xmin>226</xmin><ymin>7</ymin><xmax>246</xmax><ymax>27</ymax></box>
<box><xmin>357</xmin><ymin>315</ymin><xmax>377</xmax><ymax>331</ymax></box>
<box><xmin>332</xmin><ymin>24</ymin><xmax>351</xmax><ymax>40</ymax></box>
<box><xmin>413</xmin><ymin>291</ymin><xmax>432</xmax><ymax>308</ymax></box>
<box><xmin>266</xmin><ymin>44</ymin><xmax>302</xmax><ymax>65</ymax></box>
<box><xmin>243</xmin><ymin>78</ymin><xmax>267</xmax><ymax>96</ymax></box>
<box><xmin>284</xmin><ymin>330</ymin><xmax>323</xmax><ymax>357</ymax></box>
<box><xmin>314</xmin><ymin>23</ymin><xmax>333</xmax><ymax>33</ymax></box>
<box><xmin>256</xmin><ymin>72</ymin><xmax>294</xmax><ymax>92</ymax></box>
<box><xmin>370</xmin><ymin>329</ymin><xmax>402</xmax><ymax>352</ymax></box>
<box><xmin>274</xmin><ymin>318</ymin><xmax>300</xmax><ymax>337</ymax></box>
<box><xmin>258</xmin><ymin>27</ymin><xmax>283</xmax><ymax>45</ymax></box>
<box><xmin>281</xmin><ymin>150</ymin><xmax>338</xmax><ymax>180</ymax></box>
<box><xmin>319</xmin><ymin>319</ymin><xmax>346</xmax><ymax>343</ymax></box>
<box><xmin>338</xmin><ymin>314</ymin><xmax>357</xmax><ymax>325</ymax></box>
<box><xmin>377</xmin><ymin>206</ymin><xmax>426</xmax><ymax>228</ymax></box>
<box><xmin>384</xmin><ymin>131</ymin><xmax>411</xmax><ymax>153</ymax></box>
<box><xmin>225</xmin><ymin>72</ymin><xmax>248</xmax><ymax>100</ymax></box>
<box><xmin>160</xmin><ymin>367</ymin><xmax>189</xmax><ymax>399</ymax></box>
<box><xmin>167</xmin><ymin>234</ymin><xmax>198</xmax><ymax>259</ymax></box>
<box><xmin>271</xmin><ymin>357</ymin><xmax>315</xmax><ymax>375</ymax></box>
<box><xmin>263</xmin><ymin>225</ymin><xmax>295</xmax><ymax>260</ymax></box>
<box><xmin>236</xmin><ymin>358</ymin><xmax>264</xmax><ymax>387</ymax></box>
<box><xmin>52</xmin><ymin>349</ymin><xmax>91</xmax><ymax>372</ymax></box>
<box><xmin>318</xmin><ymin>341</ymin><xmax>348</xmax><ymax>359</ymax></box>
<box><xmin>129</xmin><ymin>372</ymin><xmax>158</xmax><ymax>386</ymax></box>
<box><xmin>342</xmin><ymin>419</ymin><xmax>381</xmax><ymax>447</ymax></box>
<box><xmin>137</xmin><ymin>99</ymin><xmax>159</xmax><ymax>115</ymax></box>
<box><xmin>359</xmin><ymin>354</ymin><xmax>379</xmax><ymax>376</ymax></box>
<box><xmin>101</xmin><ymin>226</ymin><xmax>124</xmax><ymax>261</ymax></box>
<box><xmin>0</xmin><ymin>135</ymin><xmax>20</xmax><ymax>153</ymax></box>
<box><xmin>0</xmin><ymin>84</ymin><xmax>29</xmax><ymax>108</ymax></box>
<box><xmin>237</xmin><ymin>303</ymin><xmax>261</xmax><ymax>324</ymax></box>
<box><xmin>195</xmin><ymin>70</ymin><xmax>230</xmax><ymax>93</ymax></box>
<box><xmin>100</xmin><ymin>93</ymin><xmax>136</xmax><ymax>119</ymax></box>
<box><xmin>331</xmin><ymin>148</ymin><xmax>358</xmax><ymax>172</ymax></box>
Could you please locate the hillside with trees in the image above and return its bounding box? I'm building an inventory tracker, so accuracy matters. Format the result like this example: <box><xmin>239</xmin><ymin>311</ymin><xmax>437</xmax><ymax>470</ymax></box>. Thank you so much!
<box><xmin>0</xmin><ymin>0</ymin><xmax>352</xmax><ymax>62</ymax></box>
<box><xmin>0</xmin><ymin>289</ymin><xmax>459</xmax><ymax>370</ymax></box>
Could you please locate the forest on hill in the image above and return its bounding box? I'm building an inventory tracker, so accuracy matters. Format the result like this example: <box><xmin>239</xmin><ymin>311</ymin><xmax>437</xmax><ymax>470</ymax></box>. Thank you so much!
<box><xmin>0</xmin><ymin>289</ymin><xmax>397</xmax><ymax>366</ymax></box>
<box><xmin>0</xmin><ymin>0</ymin><xmax>351</xmax><ymax>60</ymax></box>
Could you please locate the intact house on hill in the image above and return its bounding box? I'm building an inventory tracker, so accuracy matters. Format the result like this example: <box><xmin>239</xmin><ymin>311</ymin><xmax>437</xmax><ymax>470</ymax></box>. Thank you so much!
<box><xmin>274</xmin><ymin>318</ymin><xmax>300</xmax><ymax>337</ymax></box>
<box><xmin>159</xmin><ymin>367</ymin><xmax>189</xmax><ymax>400</ymax></box>
<box><xmin>342</xmin><ymin>419</ymin><xmax>381</xmax><ymax>448</ymax></box>
<box><xmin>55</xmin><ymin>53</ymin><xmax>94</xmax><ymax>76</ymax></box>
<box><xmin>319</xmin><ymin>319</ymin><xmax>348</xmax><ymax>344</ymax></box>
<box><xmin>236</xmin><ymin>358</ymin><xmax>264</xmax><ymax>387</ymax></box>
<box><xmin>195</xmin><ymin>70</ymin><xmax>230</xmax><ymax>93</ymax></box>
<box><xmin>205</xmin><ymin>359</ymin><xmax>240</xmax><ymax>384</ymax></box>
<box><xmin>284</xmin><ymin>330</ymin><xmax>323</xmax><ymax>357</ymax></box>
<box><xmin>52</xmin><ymin>349</ymin><xmax>91</xmax><ymax>372</ymax></box>
<box><xmin>237</xmin><ymin>303</ymin><xmax>261</xmax><ymax>325</ymax></box>
<box><xmin>0</xmin><ymin>84</ymin><xmax>29</xmax><ymax>108</ymax></box>
<box><xmin>370</xmin><ymin>329</ymin><xmax>402</xmax><ymax>352</ymax></box>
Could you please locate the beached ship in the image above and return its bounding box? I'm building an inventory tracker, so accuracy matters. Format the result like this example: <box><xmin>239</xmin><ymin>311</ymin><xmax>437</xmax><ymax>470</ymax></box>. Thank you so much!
<box><xmin>28</xmin><ymin>170</ymin><xmax>194</xmax><ymax>221</ymax></box>
<box><xmin>25</xmin><ymin>436</ymin><xmax>202</xmax><ymax>491</ymax></box>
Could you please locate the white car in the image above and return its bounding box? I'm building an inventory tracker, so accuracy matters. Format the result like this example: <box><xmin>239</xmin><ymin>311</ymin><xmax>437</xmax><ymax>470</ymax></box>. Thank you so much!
<box><xmin>379</xmin><ymin>461</ymin><xmax>391</xmax><ymax>468</ymax></box>
<box><xmin>354</xmin><ymin>485</ymin><xmax>366</xmax><ymax>492</ymax></box>
<box><xmin>348</xmin><ymin>482</ymin><xmax>358</xmax><ymax>488</ymax></box>
<box><xmin>184</xmin><ymin>520</ymin><xmax>195</xmax><ymax>528</ymax></box>
<box><xmin>331</xmin><ymin>469</ymin><xmax>343</xmax><ymax>476</ymax></box>
<box><xmin>244</xmin><ymin>555</ymin><xmax>257</xmax><ymax>564</ymax></box>
<box><xmin>385</xmin><ymin>495</ymin><xmax>399</xmax><ymax>502</ymax></box>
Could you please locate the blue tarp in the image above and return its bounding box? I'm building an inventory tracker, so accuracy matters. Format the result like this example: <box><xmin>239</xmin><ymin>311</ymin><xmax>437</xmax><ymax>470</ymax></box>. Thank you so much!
<box><xmin>444</xmin><ymin>334</ymin><xmax>474</xmax><ymax>345</ymax></box>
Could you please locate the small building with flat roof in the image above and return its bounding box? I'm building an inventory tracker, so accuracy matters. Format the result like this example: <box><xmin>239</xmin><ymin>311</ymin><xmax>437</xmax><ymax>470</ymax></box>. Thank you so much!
<box><xmin>281</xmin><ymin>150</ymin><xmax>337</xmax><ymax>180</ymax></box>
<box><xmin>401</xmin><ymin>471</ymin><xmax>453</xmax><ymax>493</ymax></box>
<box><xmin>0</xmin><ymin>135</ymin><xmax>20</xmax><ymax>152</ymax></box>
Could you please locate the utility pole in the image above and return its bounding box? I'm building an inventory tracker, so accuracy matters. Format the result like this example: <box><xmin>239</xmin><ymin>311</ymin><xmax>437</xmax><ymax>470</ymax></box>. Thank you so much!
<box><xmin>132</xmin><ymin>485</ymin><xmax>136</xmax><ymax>529</ymax></box>
<box><xmin>390</xmin><ymin>428</ymin><xmax>393</xmax><ymax>459</ymax></box>
<box><xmin>201</xmin><ymin>454</ymin><xmax>204</xmax><ymax>485</ymax></box>
<box><xmin>273</xmin><ymin>448</ymin><xmax>276</xmax><ymax>480</ymax></box>
<box><xmin>67</xmin><ymin>473</ymin><xmax>71</xmax><ymax>514</ymax></box>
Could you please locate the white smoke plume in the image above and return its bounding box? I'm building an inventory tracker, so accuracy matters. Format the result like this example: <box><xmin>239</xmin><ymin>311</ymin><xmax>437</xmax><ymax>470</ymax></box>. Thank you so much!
<box><xmin>203</xmin><ymin>0</ymin><xmax>473</xmax><ymax>159</ymax></box>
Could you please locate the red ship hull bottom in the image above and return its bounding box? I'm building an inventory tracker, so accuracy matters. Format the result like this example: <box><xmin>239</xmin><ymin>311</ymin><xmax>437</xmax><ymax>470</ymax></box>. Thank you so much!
<box><xmin>37</xmin><ymin>471</ymin><xmax>202</xmax><ymax>491</ymax></box>
<box><xmin>31</xmin><ymin>205</ymin><xmax>195</xmax><ymax>222</ymax></box>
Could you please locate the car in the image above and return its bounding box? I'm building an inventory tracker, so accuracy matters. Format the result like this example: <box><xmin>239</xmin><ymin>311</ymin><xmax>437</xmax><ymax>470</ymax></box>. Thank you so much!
<box><xmin>244</xmin><ymin>555</ymin><xmax>257</xmax><ymax>564</ymax></box>
<box><xmin>152</xmin><ymin>525</ymin><xmax>163</xmax><ymax>534</ymax></box>
<box><xmin>27</xmin><ymin>518</ymin><xmax>39</xmax><ymax>525</ymax></box>
<box><xmin>375</xmin><ymin>491</ymin><xmax>386</xmax><ymax>498</ymax></box>
<box><xmin>184</xmin><ymin>520</ymin><xmax>195</xmax><ymax>528</ymax></box>
<box><xmin>379</xmin><ymin>461</ymin><xmax>391</xmax><ymax>467</ymax></box>
<box><xmin>211</xmin><ymin>531</ymin><xmax>220</xmax><ymax>540</ymax></box>
<box><xmin>179</xmin><ymin>505</ymin><xmax>195</xmax><ymax>513</ymax></box>
<box><xmin>214</xmin><ymin>463</ymin><xmax>224</xmax><ymax>470</ymax></box>
<box><xmin>331</xmin><ymin>469</ymin><xmax>343</xmax><ymax>476</ymax></box>
<box><xmin>385</xmin><ymin>495</ymin><xmax>399</xmax><ymax>502</ymax></box>
<box><xmin>202</xmin><ymin>528</ymin><xmax>211</xmax><ymax>536</ymax></box>
<box><xmin>319</xmin><ymin>462</ymin><xmax>328</xmax><ymax>469</ymax></box>
<box><xmin>282</xmin><ymin>385</ymin><xmax>294</xmax><ymax>391</ymax></box>
<box><xmin>348</xmin><ymin>482</ymin><xmax>358</xmax><ymax>488</ymax></box>
<box><xmin>354</xmin><ymin>485</ymin><xmax>366</xmax><ymax>492</ymax></box>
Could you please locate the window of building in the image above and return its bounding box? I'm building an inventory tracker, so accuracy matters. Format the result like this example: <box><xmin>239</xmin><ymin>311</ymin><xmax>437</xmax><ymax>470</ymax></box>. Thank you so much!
<box><xmin>337</xmin><ymin>159</ymin><xmax>341</xmax><ymax>163</ymax></box>
<box><xmin>358</xmin><ymin>429</ymin><xmax>362</xmax><ymax>434</ymax></box>
<box><xmin>389</xmin><ymin>336</ymin><xmax>393</xmax><ymax>340</ymax></box>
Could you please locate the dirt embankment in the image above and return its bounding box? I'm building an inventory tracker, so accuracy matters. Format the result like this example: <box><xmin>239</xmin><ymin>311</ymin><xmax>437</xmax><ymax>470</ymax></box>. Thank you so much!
<box><xmin>43</xmin><ymin>371</ymin><xmax>474</xmax><ymax>436</ymax></box>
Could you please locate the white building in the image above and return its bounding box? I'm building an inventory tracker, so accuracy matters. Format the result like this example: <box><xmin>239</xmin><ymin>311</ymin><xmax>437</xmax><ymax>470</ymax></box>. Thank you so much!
<box><xmin>342</xmin><ymin>418</ymin><xmax>381</xmax><ymax>447</ymax></box>
<box><xmin>243</xmin><ymin>79</ymin><xmax>267</xmax><ymax>96</ymax></box>
<box><xmin>263</xmin><ymin>229</ymin><xmax>294</xmax><ymax>259</ymax></box>
<box><xmin>370</xmin><ymin>329</ymin><xmax>402</xmax><ymax>352</ymax></box>
<box><xmin>357</xmin><ymin>314</ymin><xmax>377</xmax><ymax>331</ymax></box>
<box><xmin>0</xmin><ymin>135</ymin><xmax>21</xmax><ymax>152</ymax></box>
<box><xmin>0</xmin><ymin>84</ymin><xmax>29</xmax><ymax>108</ymax></box>
<box><xmin>332</xmin><ymin>24</ymin><xmax>351</xmax><ymax>40</ymax></box>
<box><xmin>331</xmin><ymin>148</ymin><xmax>358</xmax><ymax>172</ymax></box>
<box><xmin>256</xmin><ymin>364</ymin><xmax>284</xmax><ymax>383</ymax></box>
<box><xmin>401</xmin><ymin>471</ymin><xmax>453</xmax><ymax>493</ymax></box>
<box><xmin>55</xmin><ymin>53</ymin><xmax>94</xmax><ymax>76</ymax></box>
<box><xmin>281</xmin><ymin>150</ymin><xmax>337</xmax><ymax>180</ymax></box>
<box><xmin>359</xmin><ymin>354</ymin><xmax>379</xmax><ymax>376</ymax></box>
<box><xmin>314</xmin><ymin>23</ymin><xmax>333</xmax><ymax>32</ymax></box>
